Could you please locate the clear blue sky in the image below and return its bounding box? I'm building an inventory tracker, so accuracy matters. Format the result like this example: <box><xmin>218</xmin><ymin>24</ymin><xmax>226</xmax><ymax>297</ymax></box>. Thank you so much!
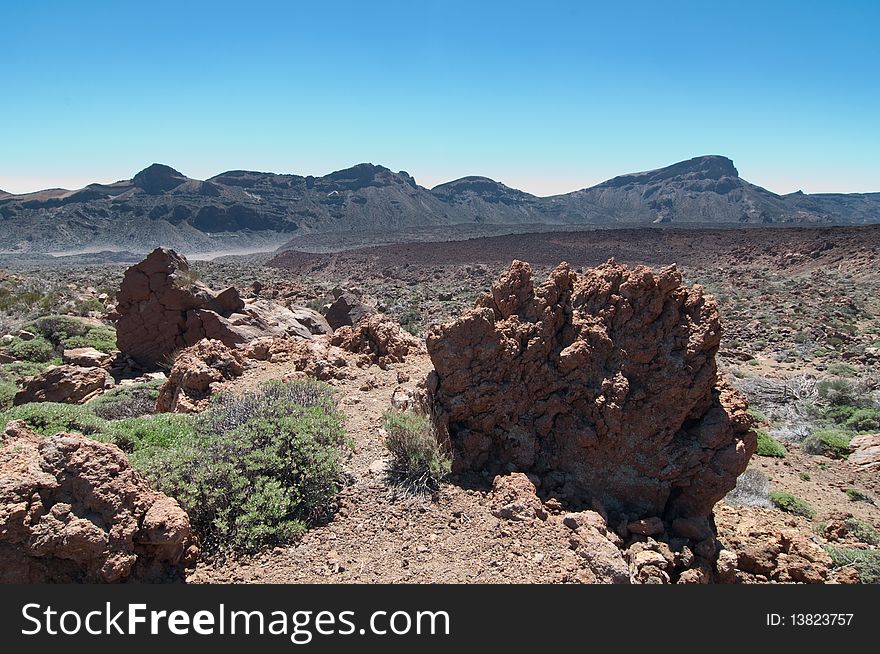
<box><xmin>1</xmin><ymin>0</ymin><xmax>878</xmax><ymax>195</ymax></box>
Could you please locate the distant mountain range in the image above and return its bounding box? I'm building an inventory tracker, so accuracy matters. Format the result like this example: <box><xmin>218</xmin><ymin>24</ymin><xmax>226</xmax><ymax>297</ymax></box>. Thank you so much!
<box><xmin>1</xmin><ymin>155</ymin><xmax>878</xmax><ymax>255</ymax></box>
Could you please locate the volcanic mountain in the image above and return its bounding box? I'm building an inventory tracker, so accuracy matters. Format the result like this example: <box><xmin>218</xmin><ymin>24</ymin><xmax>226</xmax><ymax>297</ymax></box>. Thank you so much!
<box><xmin>1</xmin><ymin>156</ymin><xmax>877</xmax><ymax>255</ymax></box>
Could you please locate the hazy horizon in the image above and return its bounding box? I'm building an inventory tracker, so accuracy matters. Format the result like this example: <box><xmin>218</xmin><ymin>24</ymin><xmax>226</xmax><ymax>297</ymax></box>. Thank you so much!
<box><xmin>2</xmin><ymin>1</ymin><xmax>878</xmax><ymax>196</ymax></box>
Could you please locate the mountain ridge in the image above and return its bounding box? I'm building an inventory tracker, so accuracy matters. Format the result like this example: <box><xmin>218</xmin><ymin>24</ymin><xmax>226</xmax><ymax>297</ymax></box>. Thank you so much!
<box><xmin>2</xmin><ymin>155</ymin><xmax>878</xmax><ymax>255</ymax></box>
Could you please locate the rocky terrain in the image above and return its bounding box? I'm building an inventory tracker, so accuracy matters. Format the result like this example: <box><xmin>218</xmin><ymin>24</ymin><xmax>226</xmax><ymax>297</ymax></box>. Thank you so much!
<box><xmin>2</xmin><ymin>156</ymin><xmax>879</xmax><ymax>255</ymax></box>
<box><xmin>0</xmin><ymin>225</ymin><xmax>878</xmax><ymax>584</ymax></box>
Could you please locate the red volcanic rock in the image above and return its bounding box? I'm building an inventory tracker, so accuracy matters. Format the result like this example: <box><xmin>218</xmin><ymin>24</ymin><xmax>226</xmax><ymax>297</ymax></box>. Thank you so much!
<box><xmin>14</xmin><ymin>364</ymin><xmax>111</xmax><ymax>405</ymax></box>
<box><xmin>113</xmin><ymin>247</ymin><xmax>328</xmax><ymax>368</ymax></box>
<box><xmin>155</xmin><ymin>339</ymin><xmax>244</xmax><ymax>413</ymax></box>
<box><xmin>426</xmin><ymin>259</ymin><xmax>755</xmax><ymax>530</ymax></box>
<box><xmin>330</xmin><ymin>314</ymin><xmax>421</xmax><ymax>367</ymax></box>
<box><xmin>0</xmin><ymin>420</ymin><xmax>197</xmax><ymax>582</ymax></box>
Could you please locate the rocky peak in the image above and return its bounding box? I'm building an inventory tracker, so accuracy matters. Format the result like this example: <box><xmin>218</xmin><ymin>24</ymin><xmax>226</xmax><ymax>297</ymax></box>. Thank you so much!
<box><xmin>596</xmin><ymin>155</ymin><xmax>740</xmax><ymax>189</ymax></box>
<box><xmin>431</xmin><ymin>176</ymin><xmax>535</xmax><ymax>203</ymax></box>
<box><xmin>132</xmin><ymin>163</ymin><xmax>189</xmax><ymax>195</ymax></box>
<box><xmin>321</xmin><ymin>163</ymin><xmax>417</xmax><ymax>191</ymax></box>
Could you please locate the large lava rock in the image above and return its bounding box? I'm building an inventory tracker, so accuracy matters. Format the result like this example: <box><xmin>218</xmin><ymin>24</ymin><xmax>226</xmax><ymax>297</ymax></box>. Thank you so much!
<box><xmin>155</xmin><ymin>339</ymin><xmax>244</xmax><ymax>413</ymax></box>
<box><xmin>0</xmin><ymin>420</ymin><xmax>197</xmax><ymax>582</ymax></box>
<box><xmin>113</xmin><ymin>247</ymin><xmax>329</xmax><ymax>368</ymax></box>
<box><xmin>426</xmin><ymin>260</ymin><xmax>755</xmax><ymax>531</ymax></box>
<box><xmin>14</xmin><ymin>364</ymin><xmax>111</xmax><ymax>405</ymax></box>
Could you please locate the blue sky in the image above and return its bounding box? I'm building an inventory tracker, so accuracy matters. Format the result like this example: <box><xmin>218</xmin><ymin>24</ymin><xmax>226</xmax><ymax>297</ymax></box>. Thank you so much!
<box><xmin>1</xmin><ymin>0</ymin><xmax>878</xmax><ymax>195</ymax></box>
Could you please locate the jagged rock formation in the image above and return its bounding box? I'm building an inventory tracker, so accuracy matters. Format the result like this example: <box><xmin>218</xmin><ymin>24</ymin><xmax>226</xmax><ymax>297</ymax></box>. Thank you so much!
<box><xmin>14</xmin><ymin>365</ymin><xmax>111</xmax><ymax>405</ymax></box>
<box><xmin>0</xmin><ymin>420</ymin><xmax>197</xmax><ymax>582</ymax></box>
<box><xmin>112</xmin><ymin>247</ymin><xmax>326</xmax><ymax>368</ymax></box>
<box><xmin>426</xmin><ymin>259</ymin><xmax>755</xmax><ymax>534</ymax></box>
<box><xmin>155</xmin><ymin>339</ymin><xmax>244</xmax><ymax>413</ymax></box>
<box><xmin>330</xmin><ymin>314</ymin><xmax>421</xmax><ymax>366</ymax></box>
<box><xmin>244</xmin><ymin>336</ymin><xmax>353</xmax><ymax>381</ymax></box>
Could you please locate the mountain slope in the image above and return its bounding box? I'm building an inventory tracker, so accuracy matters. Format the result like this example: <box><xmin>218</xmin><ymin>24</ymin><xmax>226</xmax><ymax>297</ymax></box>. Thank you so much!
<box><xmin>1</xmin><ymin>156</ymin><xmax>878</xmax><ymax>254</ymax></box>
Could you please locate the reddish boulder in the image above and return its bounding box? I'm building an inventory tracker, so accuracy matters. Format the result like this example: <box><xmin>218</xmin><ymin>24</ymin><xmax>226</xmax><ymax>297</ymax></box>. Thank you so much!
<box><xmin>0</xmin><ymin>420</ymin><xmax>197</xmax><ymax>582</ymax></box>
<box><xmin>331</xmin><ymin>314</ymin><xmax>421</xmax><ymax>366</ymax></box>
<box><xmin>155</xmin><ymin>339</ymin><xmax>244</xmax><ymax>413</ymax></box>
<box><xmin>14</xmin><ymin>365</ymin><xmax>111</xmax><ymax>405</ymax></box>
<box><xmin>113</xmin><ymin>247</ymin><xmax>325</xmax><ymax>368</ymax></box>
<box><xmin>426</xmin><ymin>259</ymin><xmax>755</xmax><ymax>528</ymax></box>
<box><xmin>62</xmin><ymin>347</ymin><xmax>111</xmax><ymax>368</ymax></box>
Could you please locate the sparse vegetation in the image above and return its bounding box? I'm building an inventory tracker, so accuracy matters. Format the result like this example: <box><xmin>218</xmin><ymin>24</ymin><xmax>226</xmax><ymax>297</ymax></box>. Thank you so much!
<box><xmin>383</xmin><ymin>410</ymin><xmax>451</xmax><ymax>492</ymax></box>
<box><xmin>802</xmin><ymin>428</ymin><xmax>852</xmax><ymax>459</ymax></box>
<box><xmin>844</xmin><ymin>517</ymin><xmax>880</xmax><ymax>545</ymax></box>
<box><xmin>845</xmin><ymin>488</ymin><xmax>875</xmax><ymax>505</ymax></box>
<box><xmin>824</xmin><ymin>546</ymin><xmax>880</xmax><ymax>584</ymax></box>
<box><xmin>826</xmin><ymin>362</ymin><xmax>858</xmax><ymax>377</ymax></box>
<box><xmin>769</xmin><ymin>490</ymin><xmax>816</xmax><ymax>519</ymax></box>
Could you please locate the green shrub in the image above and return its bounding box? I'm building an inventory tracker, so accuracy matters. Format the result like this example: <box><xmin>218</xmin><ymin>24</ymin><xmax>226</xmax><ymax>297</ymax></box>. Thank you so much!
<box><xmin>26</xmin><ymin>315</ymin><xmax>116</xmax><ymax>352</ymax></box>
<box><xmin>817</xmin><ymin>379</ymin><xmax>868</xmax><ymax>407</ymax></box>
<box><xmin>65</xmin><ymin>326</ymin><xmax>116</xmax><ymax>353</ymax></box>
<box><xmin>843</xmin><ymin>408</ymin><xmax>880</xmax><ymax>433</ymax></box>
<box><xmin>6</xmin><ymin>336</ymin><xmax>55</xmax><ymax>363</ymax></box>
<box><xmin>802</xmin><ymin>428</ymin><xmax>852</xmax><ymax>459</ymax></box>
<box><xmin>824</xmin><ymin>547</ymin><xmax>880</xmax><ymax>584</ymax></box>
<box><xmin>88</xmin><ymin>380</ymin><xmax>163</xmax><ymax>420</ymax></box>
<box><xmin>826</xmin><ymin>362</ymin><xmax>858</xmax><ymax>377</ymax></box>
<box><xmin>0</xmin><ymin>359</ymin><xmax>59</xmax><ymax>381</ymax></box>
<box><xmin>104</xmin><ymin>414</ymin><xmax>195</xmax><ymax>453</ymax></box>
<box><xmin>383</xmin><ymin>411</ymin><xmax>451</xmax><ymax>492</ymax></box>
<box><xmin>0</xmin><ymin>402</ymin><xmax>106</xmax><ymax>437</ymax></box>
<box><xmin>769</xmin><ymin>491</ymin><xmax>816</xmax><ymax>519</ymax></box>
<box><xmin>823</xmin><ymin>404</ymin><xmax>860</xmax><ymax>424</ymax></box>
<box><xmin>844</xmin><ymin>517</ymin><xmax>879</xmax><ymax>545</ymax></box>
<box><xmin>137</xmin><ymin>381</ymin><xmax>349</xmax><ymax>554</ymax></box>
<box><xmin>747</xmin><ymin>408</ymin><xmax>769</xmax><ymax>424</ymax></box>
<box><xmin>0</xmin><ymin>380</ymin><xmax>16</xmax><ymax>411</ymax></box>
<box><xmin>845</xmin><ymin>488</ymin><xmax>875</xmax><ymax>504</ymax></box>
<box><xmin>799</xmin><ymin>472</ymin><xmax>811</xmax><ymax>481</ymax></box>
<box><xmin>755</xmin><ymin>430</ymin><xmax>787</xmax><ymax>458</ymax></box>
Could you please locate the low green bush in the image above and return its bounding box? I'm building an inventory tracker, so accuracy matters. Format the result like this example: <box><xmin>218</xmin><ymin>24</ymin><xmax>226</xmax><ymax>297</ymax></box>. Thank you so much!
<box><xmin>25</xmin><ymin>315</ymin><xmax>116</xmax><ymax>352</ymax></box>
<box><xmin>802</xmin><ymin>428</ymin><xmax>852</xmax><ymax>459</ymax></box>
<box><xmin>826</xmin><ymin>362</ymin><xmax>858</xmax><ymax>377</ymax></box>
<box><xmin>746</xmin><ymin>408</ymin><xmax>769</xmax><ymax>424</ymax></box>
<box><xmin>817</xmin><ymin>379</ymin><xmax>869</xmax><ymax>407</ymax></box>
<box><xmin>383</xmin><ymin>410</ymin><xmax>451</xmax><ymax>492</ymax></box>
<box><xmin>137</xmin><ymin>381</ymin><xmax>349</xmax><ymax>554</ymax></box>
<box><xmin>0</xmin><ymin>402</ymin><xmax>106</xmax><ymax>437</ymax></box>
<box><xmin>843</xmin><ymin>408</ymin><xmax>880</xmax><ymax>433</ymax></box>
<box><xmin>844</xmin><ymin>517</ymin><xmax>879</xmax><ymax>545</ymax></box>
<box><xmin>845</xmin><ymin>488</ymin><xmax>875</xmax><ymax>504</ymax></box>
<box><xmin>0</xmin><ymin>380</ymin><xmax>16</xmax><ymax>411</ymax></box>
<box><xmin>755</xmin><ymin>429</ymin><xmax>787</xmax><ymax>458</ymax></box>
<box><xmin>88</xmin><ymin>380</ymin><xmax>163</xmax><ymax>420</ymax></box>
<box><xmin>104</xmin><ymin>414</ymin><xmax>196</xmax><ymax>453</ymax></box>
<box><xmin>769</xmin><ymin>491</ymin><xmax>816</xmax><ymax>519</ymax></box>
<box><xmin>824</xmin><ymin>547</ymin><xmax>880</xmax><ymax>584</ymax></box>
<box><xmin>0</xmin><ymin>359</ymin><xmax>59</xmax><ymax>381</ymax></box>
<box><xmin>6</xmin><ymin>336</ymin><xmax>55</xmax><ymax>363</ymax></box>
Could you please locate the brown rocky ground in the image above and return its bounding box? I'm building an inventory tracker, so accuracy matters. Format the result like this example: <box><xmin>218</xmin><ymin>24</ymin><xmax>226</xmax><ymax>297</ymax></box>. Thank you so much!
<box><xmin>3</xmin><ymin>225</ymin><xmax>879</xmax><ymax>583</ymax></box>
